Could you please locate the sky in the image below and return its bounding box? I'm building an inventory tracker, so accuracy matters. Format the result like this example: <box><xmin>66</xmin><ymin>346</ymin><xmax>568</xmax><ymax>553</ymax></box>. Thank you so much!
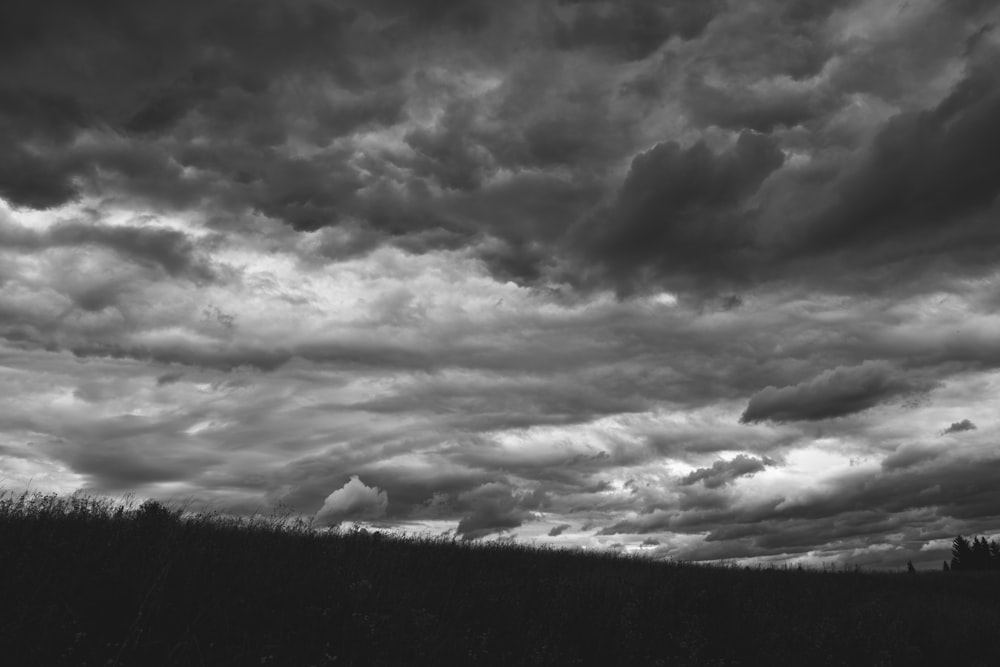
<box><xmin>1</xmin><ymin>0</ymin><xmax>999</xmax><ymax>569</ymax></box>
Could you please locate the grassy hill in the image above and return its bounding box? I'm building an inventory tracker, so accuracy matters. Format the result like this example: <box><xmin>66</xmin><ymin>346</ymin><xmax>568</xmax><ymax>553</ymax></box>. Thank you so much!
<box><xmin>2</xmin><ymin>490</ymin><xmax>999</xmax><ymax>666</ymax></box>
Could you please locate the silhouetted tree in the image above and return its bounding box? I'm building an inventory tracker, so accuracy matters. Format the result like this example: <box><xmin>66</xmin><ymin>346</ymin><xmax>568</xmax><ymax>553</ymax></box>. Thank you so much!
<box><xmin>907</xmin><ymin>560</ymin><xmax>916</xmax><ymax>575</ymax></box>
<box><xmin>972</xmin><ymin>537</ymin><xmax>991</xmax><ymax>570</ymax></box>
<box><xmin>949</xmin><ymin>535</ymin><xmax>1000</xmax><ymax>571</ymax></box>
<box><xmin>942</xmin><ymin>561</ymin><xmax>950</xmax><ymax>572</ymax></box>
<box><xmin>951</xmin><ymin>535</ymin><xmax>973</xmax><ymax>571</ymax></box>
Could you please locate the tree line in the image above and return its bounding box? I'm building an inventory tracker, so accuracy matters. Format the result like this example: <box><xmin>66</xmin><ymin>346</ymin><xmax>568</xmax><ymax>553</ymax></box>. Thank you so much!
<box><xmin>944</xmin><ymin>535</ymin><xmax>1000</xmax><ymax>572</ymax></box>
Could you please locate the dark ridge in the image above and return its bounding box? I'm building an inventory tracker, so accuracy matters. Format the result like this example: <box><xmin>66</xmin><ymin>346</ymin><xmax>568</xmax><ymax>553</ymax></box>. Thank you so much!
<box><xmin>2</xmin><ymin>490</ymin><xmax>1000</xmax><ymax>665</ymax></box>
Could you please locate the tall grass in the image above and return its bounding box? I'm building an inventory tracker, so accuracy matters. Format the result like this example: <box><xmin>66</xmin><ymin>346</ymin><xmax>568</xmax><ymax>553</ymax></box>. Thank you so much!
<box><xmin>2</xmin><ymin>490</ymin><xmax>999</xmax><ymax>665</ymax></box>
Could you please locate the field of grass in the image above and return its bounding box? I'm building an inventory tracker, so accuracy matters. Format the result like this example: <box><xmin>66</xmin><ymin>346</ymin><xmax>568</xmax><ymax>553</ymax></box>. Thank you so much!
<box><xmin>2</xmin><ymin>491</ymin><xmax>1000</xmax><ymax>666</ymax></box>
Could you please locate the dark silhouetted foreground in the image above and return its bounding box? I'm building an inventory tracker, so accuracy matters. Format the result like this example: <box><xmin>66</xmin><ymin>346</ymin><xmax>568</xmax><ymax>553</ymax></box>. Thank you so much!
<box><xmin>2</xmin><ymin>491</ymin><xmax>1000</xmax><ymax>666</ymax></box>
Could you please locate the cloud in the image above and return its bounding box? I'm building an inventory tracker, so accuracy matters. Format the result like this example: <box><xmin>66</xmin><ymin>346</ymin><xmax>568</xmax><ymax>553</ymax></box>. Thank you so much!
<box><xmin>0</xmin><ymin>0</ymin><xmax>360</xmax><ymax>207</ymax></box>
<box><xmin>681</xmin><ymin>74</ymin><xmax>827</xmax><ymax>133</ymax></box>
<box><xmin>0</xmin><ymin>146</ymin><xmax>78</xmax><ymax>210</ymax></box>
<box><xmin>0</xmin><ymin>0</ymin><xmax>994</xmax><ymax>303</ymax></box>
<box><xmin>788</xmin><ymin>55</ymin><xmax>1000</xmax><ymax>268</ymax></box>
<box><xmin>298</xmin><ymin>462</ymin><xmax>499</xmax><ymax>523</ymax></box>
<box><xmin>553</xmin><ymin>0</ymin><xmax>721</xmax><ymax>61</ymax></box>
<box><xmin>3</xmin><ymin>0</ymin><xmax>1000</xmax><ymax>571</ymax></box>
<box><xmin>680</xmin><ymin>454</ymin><xmax>775</xmax><ymax>488</ymax></box>
<box><xmin>548</xmin><ymin>523</ymin><xmax>572</xmax><ymax>537</ymax></box>
<box><xmin>943</xmin><ymin>419</ymin><xmax>977</xmax><ymax>435</ymax></box>
<box><xmin>155</xmin><ymin>371</ymin><xmax>185</xmax><ymax>386</ymax></box>
<box><xmin>455</xmin><ymin>483</ymin><xmax>530</xmax><ymax>540</ymax></box>
<box><xmin>3</xmin><ymin>0</ymin><xmax>995</xmax><ymax>300</ymax></box>
<box><xmin>574</xmin><ymin>131</ymin><xmax>785</xmax><ymax>293</ymax></box>
<box><xmin>0</xmin><ymin>217</ymin><xmax>215</xmax><ymax>282</ymax></box>
<box><xmin>881</xmin><ymin>444</ymin><xmax>940</xmax><ymax>472</ymax></box>
<box><xmin>348</xmin><ymin>0</ymin><xmax>495</xmax><ymax>30</ymax></box>
<box><xmin>559</xmin><ymin>10</ymin><xmax>1000</xmax><ymax>296</ymax></box>
<box><xmin>740</xmin><ymin>361</ymin><xmax>922</xmax><ymax>424</ymax></box>
<box><xmin>313</xmin><ymin>476</ymin><xmax>389</xmax><ymax>527</ymax></box>
<box><xmin>598</xmin><ymin>452</ymin><xmax>1000</xmax><ymax>559</ymax></box>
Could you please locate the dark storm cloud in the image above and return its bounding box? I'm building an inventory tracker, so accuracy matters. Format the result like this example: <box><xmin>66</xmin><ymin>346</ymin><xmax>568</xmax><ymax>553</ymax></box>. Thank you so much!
<box><xmin>681</xmin><ymin>75</ymin><xmax>826</xmax><ymax>133</ymax></box>
<box><xmin>943</xmin><ymin>419</ymin><xmax>977</xmax><ymax>435</ymax></box>
<box><xmin>553</xmin><ymin>0</ymin><xmax>721</xmax><ymax>60</ymax></box>
<box><xmin>0</xmin><ymin>0</ymin><xmax>610</xmax><ymax>255</ymax></box>
<box><xmin>0</xmin><ymin>0</ymin><xmax>361</xmax><ymax>202</ymax></box>
<box><xmin>740</xmin><ymin>361</ymin><xmax>922</xmax><ymax>424</ymax></box>
<box><xmin>247</xmin><ymin>154</ymin><xmax>366</xmax><ymax>232</ymax></box>
<box><xmin>0</xmin><ymin>0</ymin><xmax>359</xmax><ymax>127</ymax></box>
<box><xmin>574</xmin><ymin>131</ymin><xmax>784</xmax><ymax>293</ymax></box>
<box><xmin>722</xmin><ymin>0</ymin><xmax>847</xmax><ymax>76</ymax></box>
<box><xmin>671</xmin><ymin>0</ymin><xmax>851</xmax><ymax>131</ymax></box>
<box><xmin>455</xmin><ymin>482</ymin><xmax>530</xmax><ymax>540</ymax></box>
<box><xmin>791</xmin><ymin>58</ymin><xmax>1000</xmax><ymax>266</ymax></box>
<box><xmin>0</xmin><ymin>145</ymin><xmax>79</xmax><ymax>210</ymax></box>
<box><xmin>563</xmin><ymin>7</ymin><xmax>1000</xmax><ymax>296</ymax></box>
<box><xmin>349</xmin><ymin>0</ymin><xmax>494</xmax><ymax>30</ymax></box>
<box><xmin>33</xmin><ymin>417</ymin><xmax>224</xmax><ymax>492</ymax></box>
<box><xmin>403</xmin><ymin>103</ymin><xmax>495</xmax><ymax>193</ymax></box>
<box><xmin>679</xmin><ymin>454</ymin><xmax>775</xmax><ymax>489</ymax></box>
<box><xmin>0</xmin><ymin>0</ymin><xmax>408</xmax><ymax>238</ymax></box>
<box><xmin>2</xmin><ymin>0</ymin><xmax>998</xmax><ymax>299</ymax></box>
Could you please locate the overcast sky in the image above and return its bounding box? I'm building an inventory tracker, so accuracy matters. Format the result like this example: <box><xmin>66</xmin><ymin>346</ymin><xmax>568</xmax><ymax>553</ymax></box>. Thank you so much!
<box><xmin>2</xmin><ymin>0</ymin><xmax>999</xmax><ymax>568</ymax></box>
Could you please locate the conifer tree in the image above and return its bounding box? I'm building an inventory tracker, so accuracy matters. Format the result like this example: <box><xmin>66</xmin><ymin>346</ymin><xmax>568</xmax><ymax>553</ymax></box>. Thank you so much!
<box><xmin>948</xmin><ymin>535</ymin><xmax>1000</xmax><ymax>571</ymax></box>
<box><xmin>972</xmin><ymin>537</ymin><xmax>991</xmax><ymax>570</ymax></box>
<box><xmin>951</xmin><ymin>535</ymin><xmax>973</xmax><ymax>571</ymax></box>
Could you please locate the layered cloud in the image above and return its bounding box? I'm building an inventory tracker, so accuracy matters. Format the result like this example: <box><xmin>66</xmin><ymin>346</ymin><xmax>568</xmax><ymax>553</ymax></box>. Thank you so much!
<box><xmin>1</xmin><ymin>0</ymin><xmax>999</xmax><ymax>569</ymax></box>
<box><xmin>3</xmin><ymin>0</ymin><xmax>995</xmax><ymax>295</ymax></box>
<box><xmin>740</xmin><ymin>361</ymin><xmax>923</xmax><ymax>424</ymax></box>
<box><xmin>679</xmin><ymin>455</ymin><xmax>775</xmax><ymax>489</ymax></box>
